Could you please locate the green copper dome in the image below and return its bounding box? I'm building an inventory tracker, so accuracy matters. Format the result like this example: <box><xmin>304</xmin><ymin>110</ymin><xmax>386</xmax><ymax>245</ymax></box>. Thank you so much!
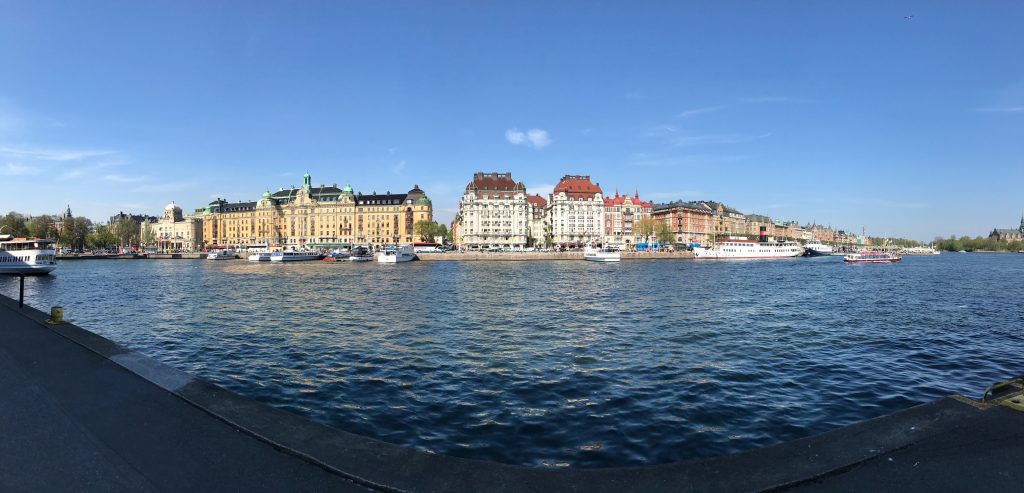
<box><xmin>416</xmin><ymin>195</ymin><xmax>432</xmax><ymax>205</ymax></box>
<box><xmin>341</xmin><ymin>184</ymin><xmax>354</xmax><ymax>194</ymax></box>
<box><xmin>262</xmin><ymin>190</ymin><xmax>271</xmax><ymax>199</ymax></box>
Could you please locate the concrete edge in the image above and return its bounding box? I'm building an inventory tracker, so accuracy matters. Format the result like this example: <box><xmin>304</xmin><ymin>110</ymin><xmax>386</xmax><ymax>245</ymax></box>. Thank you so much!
<box><xmin>0</xmin><ymin>293</ymin><xmax>1001</xmax><ymax>492</ymax></box>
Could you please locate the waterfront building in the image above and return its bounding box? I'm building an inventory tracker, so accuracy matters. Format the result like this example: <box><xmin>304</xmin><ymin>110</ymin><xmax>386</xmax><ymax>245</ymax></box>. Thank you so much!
<box><xmin>147</xmin><ymin>201</ymin><xmax>203</xmax><ymax>252</ymax></box>
<box><xmin>526</xmin><ymin>194</ymin><xmax>549</xmax><ymax>247</ymax></box>
<box><xmin>53</xmin><ymin>205</ymin><xmax>73</xmax><ymax>233</ymax></box>
<box><xmin>109</xmin><ymin>211</ymin><xmax>159</xmax><ymax>228</ymax></box>
<box><xmin>201</xmin><ymin>172</ymin><xmax>432</xmax><ymax>249</ymax></box>
<box><xmin>548</xmin><ymin>175</ymin><xmax>605</xmax><ymax>247</ymax></box>
<box><xmin>603</xmin><ymin>191</ymin><xmax>652</xmax><ymax>249</ymax></box>
<box><xmin>744</xmin><ymin>214</ymin><xmax>776</xmax><ymax>239</ymax></box>
<box><xmin>989</xmin><ymin>216</ymin><xmax>1024</xmax><ymax>242</ymax></box>
<box><xmin>652</xmin><ymin>201</ymin><xmax>713</xmax><ymax>246</ymax></box>
<box><xmin>454</xmin><ymin>172</ymin><xmax>529</xmax><ymax>250</ymax></box>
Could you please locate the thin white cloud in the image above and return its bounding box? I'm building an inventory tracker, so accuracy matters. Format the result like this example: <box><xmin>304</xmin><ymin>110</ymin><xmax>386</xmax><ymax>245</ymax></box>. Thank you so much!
<box><xmin>1</xmin><ymin>162</ymin><xmax>40</xmax><ymax>176</ymax></box>
<box><xmin>673</xmin><ymin>132</ymin><xmax>772</xmax><ymax>147</ymax></box>
<box><xmin>393</xmin><ymin>160</ymin><xmax>407</xmax><ymax>175</ymax></box>
<box><xmin>506</xmin><ymin>128</ymin><xmax>552</xmax><ymax>149</ymax></box>
<box><xmin>104</xmin><ymin>174</ymin><xmax>147</xmax><ymax>183</ymax></box>
<box><xmin>675</xmin><ymin>105</ymin><xmax>726</xmax><ymax>118</ymax></box>
<box><xmin>0</xmin><ymin>146</ymin><xmax>115</xmax><ymax>161</ymax></box>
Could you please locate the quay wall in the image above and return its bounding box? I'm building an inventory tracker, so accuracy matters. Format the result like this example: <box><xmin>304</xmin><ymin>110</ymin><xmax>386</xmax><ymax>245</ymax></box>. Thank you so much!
<box><xmin>418</xmin><ymin>251</ymin><xmax>695</xmax><ymax>261</ymax></box>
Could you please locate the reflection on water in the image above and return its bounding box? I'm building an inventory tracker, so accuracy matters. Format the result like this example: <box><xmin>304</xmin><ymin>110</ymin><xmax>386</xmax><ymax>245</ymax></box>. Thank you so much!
<box><xmin>2</xmin><ymin>255</ymin><xmax>1022</xmax><ymax>467</ymax></box>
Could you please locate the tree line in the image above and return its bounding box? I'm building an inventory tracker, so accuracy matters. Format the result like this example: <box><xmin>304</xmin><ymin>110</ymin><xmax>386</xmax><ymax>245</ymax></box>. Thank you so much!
<box><xmin>2</xmin><ymin>211</ymin><xmax>148</xmax><ymax>252</ymax></box>
<box><xmin>934</xmin><ymin>235</ymin><xmax>1023</xmax><ymax>252</ymax></box>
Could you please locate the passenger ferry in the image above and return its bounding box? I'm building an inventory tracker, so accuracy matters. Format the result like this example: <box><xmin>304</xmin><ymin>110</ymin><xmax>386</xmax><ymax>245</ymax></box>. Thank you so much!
<box><xmin>247</xmin><ymin>252</ymin><xmax>272</xmax><ymax>262</ymax></box>
<box><xmin>583</xmin><ymin>245</ymin><xmax>621</xmax><ymax>262</ymax></box>
<box><xmin>377</xmin><ymin>245</ymin><xmax>416</xmax><ymax>263</ymax></box>
<box><xmin>843</xmin><ymin>250</ymin><xmax>902</xmax><ymax>263</ymax></box>
<box><xmin>0</xmin><ymin>235</ymin><xmax>58</xmax><ymax>275</ymax></box>
<box><xmin>694</xmin><ymin>228</ymin><xmax>803</xmax><ymax>259</ymax></box>
<box><xmin>803</xmin><ymin>239</ymin><xmax>834</xmax><ymax>257</ymax></box>
<box><xmin>206</xmin><ymin>248</ymin><xmax>236</xmax><ymax>260</ymax></box>
<box><xmin>270</xmin><ymin>251</ymin><xmax>322</xmax><ymax>262</ymax></box>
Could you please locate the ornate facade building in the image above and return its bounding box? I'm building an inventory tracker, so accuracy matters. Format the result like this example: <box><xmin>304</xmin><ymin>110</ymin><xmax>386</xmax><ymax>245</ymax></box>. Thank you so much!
<box><xmin>526</xmin><ymin>194</ymin><xmax>549</xmax><ymax>247</ymax></box>
<box><xmin>548</xmin><ymin>175</ymin><xmax>605</xmax><ymax>247</ymax></box>
<box><xmin>454</xmin><ymin>172</ymin><xmax>529</xmax><ymax>250</ymax></box>
<box><xmin>989</xmin><ymin>216</ymin><xmax>1024</xmax><ymax>241</ymax></box>
<box><xmin>201</xmin><ymin>173</ymin><xmax>432</xmax><ymax>249</ymax></box>
<box><xmin>603</xmin><ymin>191</ymin><xmax>652</xmax><ymax>248</ymax></box>
<box><xmin>652</xmin><ymin>201</ymin><xmax>713</xmax><ymax>246</ymax></box>
<box><xmin>147</xmin><ymin>201</ymin><xmax>203</xmax><ymax>252</ymax></box>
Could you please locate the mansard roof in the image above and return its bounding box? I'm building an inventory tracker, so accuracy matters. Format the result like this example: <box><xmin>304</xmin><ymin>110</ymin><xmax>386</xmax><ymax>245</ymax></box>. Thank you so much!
<box><xmin>526</xmin><ymin>194</ymin><xmax>547</xmax><ymax>207</ymax></box>
<box><xmin>604</xmin><ymin>191</ymin><xmax>652</xmax><ymax>208</ymax></box>
<box><xmin>466</xmin><ymin>172</ymin><xmax>525</xmax><ymax>192</ymax></box>
<box><xmin>553</xmin><ymin>175</ymin><xmax>602</xmax><ymax>198</ymax></box>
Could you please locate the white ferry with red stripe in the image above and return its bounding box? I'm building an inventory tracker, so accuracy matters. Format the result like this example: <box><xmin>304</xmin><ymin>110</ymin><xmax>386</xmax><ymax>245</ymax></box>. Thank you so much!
<box><xmin>693</xmin><ymin>227</ymin><xmax>804</xmax><ymax>259</ymax></box>
<box><xmin>843</xmin><ymin>251</ymin><xmax>901</xmax><ymax>263</ymax></box>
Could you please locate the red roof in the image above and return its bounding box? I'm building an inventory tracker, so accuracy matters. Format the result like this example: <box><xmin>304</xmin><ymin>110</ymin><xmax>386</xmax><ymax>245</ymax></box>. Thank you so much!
<box><xmin>603</xmin><ymin>190</ymin><xmax>652</xmax><ymax>208</ymax></box>
<box><xmin>466</xmin><ymin>172</ymin><xmax>524</xmax><ymax>192</ymax></box>
<box><xmin>553</xmin><ymin>175</ymin><xmax>602</xmax><ymax>199</ymax></box>
<box><xmin>526</xmin><ymin>194</ymin><xmax>547</xmax><ymax>207</ymax></box>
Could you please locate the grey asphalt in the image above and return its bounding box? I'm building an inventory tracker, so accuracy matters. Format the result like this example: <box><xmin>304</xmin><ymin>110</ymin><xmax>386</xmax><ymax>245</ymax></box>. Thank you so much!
<box><xmin>1</xmin><ymin>291</ymin><xmax>1022</xmax><ymax>492</ymax></box>
<box><xmin>0</xmin><ymin>296</ymin><xmax>372</xmax><ymax>492</ymax></box>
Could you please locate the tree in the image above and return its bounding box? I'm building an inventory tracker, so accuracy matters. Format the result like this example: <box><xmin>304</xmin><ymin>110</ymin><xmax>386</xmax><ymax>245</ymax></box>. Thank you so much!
<box><xmin>141</xmin><ymin>222</ymin><xmax>156</xmax><ymax>245</ymax></box>
<box><xmin>634</xmin><ymin>218</ymin><xmax>658</xmax><ymax>250</ymax></box>
<box><xmin>655</xmin><ymin>221</ymin><xmax>674</xmax><ymax>244</ymax></box>
<box><xmin>1</xmin><ymin>211</ymin><xmax>29</xmax><ymax>237</ymax></box>
<box><xmin>27</xmin><ymin>215</ymin><xmax>55</xmax><ymax>239</ymax></box>
<box><xmin>59</xmin><ymin>216</ymin><xmax>92</xmax><ymax>252</ymax></box>
<box><xmin>413</xmin><ymin>220</ymin><xmax>439</xmax><ymax>242</ymax></box>
<box><xmin>87</xmin><ymin>224</ymin><xmax>117</xmax><ymax>249</ymax></box>
<box><xmin>112</xmin><ymin>217</ymin><xmax>139</xmax><ymax>247</ymax></box>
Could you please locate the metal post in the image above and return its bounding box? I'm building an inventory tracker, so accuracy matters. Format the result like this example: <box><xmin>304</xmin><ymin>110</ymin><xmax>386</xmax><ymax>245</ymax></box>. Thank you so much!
<box><xmin>19</xmin><ymin>274</ymin><xmax>25</xmax><ymax>308</ymax></box>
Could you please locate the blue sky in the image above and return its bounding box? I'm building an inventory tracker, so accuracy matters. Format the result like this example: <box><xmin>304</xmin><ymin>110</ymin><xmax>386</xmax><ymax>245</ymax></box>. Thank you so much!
<box><xmin>1</xmin><ymin>1</ymin><xmax>1022</xmax><ymax>240</ymax></box>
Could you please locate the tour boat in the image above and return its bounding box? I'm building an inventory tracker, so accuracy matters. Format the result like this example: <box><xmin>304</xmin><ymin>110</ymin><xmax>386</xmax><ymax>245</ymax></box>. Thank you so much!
<box><xmin>270</xmin><ymin>251</ymin><xmax>322</xmax><ymax>262</ymax></box>
<box><xmin>584</xmin><ymin>245</ymin><xmax>621</xmax><ymax>262</ymax></box>
<box><xmin>843</xmin><ymin>251</ymin><xmax>902</xmax><ymax>263</ymax></box>
<box><xmin>207</xmin><ymin>248</ymin><xmax>236</xmax><ymax>260</ymax></box>
<box><xmin>349</xmin><ymin>246</ymin><xmax>374</xmax><ymax>262</ymax></box>
<box><xmin>0</xmin><ymin>235</ymin><xmax>58</xmax><ymax>275</ymax></box>
<box><xmin>802</xmin><ymin>239</ymin><xmax>834</xmax><ymax>257</ymax></box>
<box><xmin>377</xmin><ymin>245</ymin><xmax>416</xmax><ymax>263</ymax></box>
<box><xmin>247</xmin><ymin>252</ymin><xmax>272</xmax><ymax>262</ymax></box>
<box><xmin>694</xmin><ymin>228</ymin><xmax>803</xmax><ymax>259</ymax></box>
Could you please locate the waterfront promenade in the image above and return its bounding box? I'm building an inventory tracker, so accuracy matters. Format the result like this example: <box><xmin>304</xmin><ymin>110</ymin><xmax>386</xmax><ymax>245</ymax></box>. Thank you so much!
<box><xmin>2</xmin><ymin>292</ymin><xmax>1023</xmax><ymax>491</ymax></box>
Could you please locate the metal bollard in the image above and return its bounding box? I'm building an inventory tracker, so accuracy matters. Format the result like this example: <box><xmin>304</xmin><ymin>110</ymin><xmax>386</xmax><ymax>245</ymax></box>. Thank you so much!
<box><xmin>47</xmin><ymin>306</ymin><xmax>65</xmax><ymax>325</ymax></box>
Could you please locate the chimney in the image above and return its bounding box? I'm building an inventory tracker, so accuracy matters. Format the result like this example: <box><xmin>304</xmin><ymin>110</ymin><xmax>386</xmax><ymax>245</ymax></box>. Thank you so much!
<box><xmin>759</xmin><ymin>226</ymin><xmax>768</xmax><ymax>243</ymax></box>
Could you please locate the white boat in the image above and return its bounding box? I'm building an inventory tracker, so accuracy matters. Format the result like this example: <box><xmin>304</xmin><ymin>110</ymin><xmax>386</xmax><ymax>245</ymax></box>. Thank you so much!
<box><xmin>270</xmin><ymin>251</ymin><xmax>322</xmax><ymax>262</ymax></box>
<box><xmin>349</xmin><ymin>246</ymin><xmax>374</xmax><ymax>261</ymax></box>
<box><xmin>248</xmin><ymin>252</ymin><xmax>272</xmax><ymax>262</ymax></box>
<box><xmin>584</xmin><ymin>245</ymin><xmax>621</xmax><ymax>262</ymax></box>
<box><xmin>901</xmin><ymin>246</ymin><xmax>938</xmax><ymax>256</ymax></box>
<box><xmin>0</xmin><ymin>235</ymin><xmax>58</xmax><ymax>275</ymax></box>
<box><xmin>377</xmin><ymin>245</ymin><xmax>416</xmax><ymax>263</ymax></box>
<box><xmin>694</xmin><ymin>236</ymin><xmax>804</xmax><ymax>259</ymax></box>
<box><xmin>803</xmin><ymin>239</ymin><xmax>834</xmax><ymax>257</ymax></box>
<box><xmin>207</xmin><ymin>248</ymin><xmax>236</xmax><ymax>260</ymax></box>
<box><xmin>844</xmin><ymin>250</ymin><xmax>901</xmax><ymax>263</ymax></box>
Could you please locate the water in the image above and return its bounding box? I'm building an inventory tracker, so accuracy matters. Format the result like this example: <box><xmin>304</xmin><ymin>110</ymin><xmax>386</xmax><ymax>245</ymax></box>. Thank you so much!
<box><xmin>2</xmin><ymin>254</ymin><xmax>1022</xmax><ymax>468</ymax></box>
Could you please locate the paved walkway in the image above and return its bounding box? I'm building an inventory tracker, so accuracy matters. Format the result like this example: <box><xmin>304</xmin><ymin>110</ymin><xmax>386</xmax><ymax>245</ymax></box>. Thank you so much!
<box><xmin>0</xmin><ymin>297</ymin><xmax>371</xmax><ymax>492</ymax></box>
<box><xmin>1</xmin><ymin>292</ymin><xmax>1022</xmax><ymax>492</ymax></box>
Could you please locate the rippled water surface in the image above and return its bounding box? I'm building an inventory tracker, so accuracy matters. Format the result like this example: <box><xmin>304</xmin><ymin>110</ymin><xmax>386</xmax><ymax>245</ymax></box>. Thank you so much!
<box><xmin>3</xmin><ymin>254</ymin><xmax>1022</xmax><ymax>467</ymax></box>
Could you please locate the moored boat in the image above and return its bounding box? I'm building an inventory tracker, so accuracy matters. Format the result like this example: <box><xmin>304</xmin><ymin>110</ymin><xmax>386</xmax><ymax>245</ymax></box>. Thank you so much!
<box><xmin>322</xmin><ymin>251</ymin><xmax>350</xmax><ymax>262</ymax></box>
<box><xmin>207</xmin><ymin>248</ymin><xmax>237</xmax><ymax>260</ymax></box>
<box><xmin>843</xmin><ymin>250</ymin><xmax>902</xmax><ymax>263</ymax></box>
<box><xmin>0</xmin><ymin>235</ymin><xmax>58</xmax><ymax>275</ymax></box>
<box><xmin>349</xmin><ymin>246</ymin><xmax>373</xmax><ymax>262</ymax></box>
<box><xmin>694</xmin><ymin>227</ymin><xmax>803</xmax><ymax>259</ymax></box>
<box><xmin>802</xmin><ymin>239</ymin><xmax>833</xmax><ymax>257</ymax></box>
<box><xmin>248</xmin><ymin>252</ymin><xmax>272</xmax><ymax>262</ymax></box>
<box><xmin>584</xmin><ymin>245</ymin><xmax>621</xmax><ymax>262</ymax></box>
<box><xmin>377</xmin><ymin>245</ymin><xmax>416</xmax><ymax>263</ymax></box>
<box><xmin>270</xmin><ymin>251</ymin><xmax>322</xmax><ymax>262</ymax></box>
